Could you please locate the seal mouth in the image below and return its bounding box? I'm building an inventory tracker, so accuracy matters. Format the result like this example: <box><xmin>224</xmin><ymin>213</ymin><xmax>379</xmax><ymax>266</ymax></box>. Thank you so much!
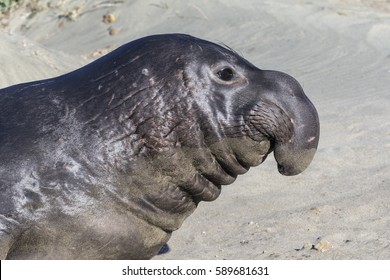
<box><xmin>233</xmin><ymin>138</ymin><xmax>274</xmax><ymax>169</ymax></box>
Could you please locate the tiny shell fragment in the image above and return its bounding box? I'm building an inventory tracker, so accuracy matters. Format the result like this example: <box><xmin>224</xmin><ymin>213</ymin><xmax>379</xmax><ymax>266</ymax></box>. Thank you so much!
<box><xmin>314</xmin><ymin>240</ymin><xmax>333</xmax><ymax>252</ymax></box>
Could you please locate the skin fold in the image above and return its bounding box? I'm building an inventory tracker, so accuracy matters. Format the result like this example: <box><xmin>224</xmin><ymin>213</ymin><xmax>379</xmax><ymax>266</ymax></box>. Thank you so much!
<box><xmin>0</xmin><ymin>34</ymin><xmax>319</xmax><ymax>259</ymax></box>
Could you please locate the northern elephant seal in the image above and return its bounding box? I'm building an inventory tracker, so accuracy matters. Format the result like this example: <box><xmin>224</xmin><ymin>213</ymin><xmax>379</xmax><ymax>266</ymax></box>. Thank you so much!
<box><xmin>0</xmin><ymin>34</ymin><xmax>319</xmax><ymax>259</ymax></box>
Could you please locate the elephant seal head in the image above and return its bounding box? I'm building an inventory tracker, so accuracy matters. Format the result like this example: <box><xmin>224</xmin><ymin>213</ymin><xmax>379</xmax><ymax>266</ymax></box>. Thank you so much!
<box><xmin>126</xmin><ymin>35</ymin><xmax>320</xmax><ymax>177</ymax></box>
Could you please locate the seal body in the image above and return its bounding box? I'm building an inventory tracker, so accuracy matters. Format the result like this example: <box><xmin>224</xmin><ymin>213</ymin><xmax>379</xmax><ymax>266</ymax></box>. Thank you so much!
<box><xmin>0</xmin><ymin>34</ymin><xmax>319</xmax><ymax>259</ymax></box>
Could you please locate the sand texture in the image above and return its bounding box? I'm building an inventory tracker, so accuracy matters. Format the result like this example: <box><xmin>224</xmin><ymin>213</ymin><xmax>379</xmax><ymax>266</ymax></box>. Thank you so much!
<box><xmin>0</xmin><ymin>0</ymin><xmax>389</xmax><ymax>259</ymax></box>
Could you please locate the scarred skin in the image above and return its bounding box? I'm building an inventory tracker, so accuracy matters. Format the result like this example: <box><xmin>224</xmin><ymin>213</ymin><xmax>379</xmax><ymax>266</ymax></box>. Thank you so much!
<box><xmin>0</xmin><ymin>34</ymin><xmax>319</xmax><ymax>259</ymax></box>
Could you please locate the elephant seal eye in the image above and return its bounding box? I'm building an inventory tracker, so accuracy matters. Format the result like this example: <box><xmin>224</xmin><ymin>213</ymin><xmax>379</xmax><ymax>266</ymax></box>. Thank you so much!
<box><xmin>217</xmin><ymin>67</ymin><xmax>234</xmax><ymax>81</ymax></box>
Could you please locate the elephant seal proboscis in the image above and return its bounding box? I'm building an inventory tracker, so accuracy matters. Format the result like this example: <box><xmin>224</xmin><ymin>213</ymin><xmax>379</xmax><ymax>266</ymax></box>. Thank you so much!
<box><xmin>0</xmin><ymin>34</ymin><xmax>319</xmax><ymax>259</ymax></box>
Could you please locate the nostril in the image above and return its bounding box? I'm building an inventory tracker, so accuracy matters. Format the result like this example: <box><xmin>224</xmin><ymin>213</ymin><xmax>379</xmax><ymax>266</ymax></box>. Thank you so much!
<box><xmin>277</xmin><ymin>164</ymin><xmax>296</xmax><ymax>176</ymax></box>
<box><xmin>277</xmin><ymin>164</ymin><xmax>286</xmax><ymax>175</ymax></box>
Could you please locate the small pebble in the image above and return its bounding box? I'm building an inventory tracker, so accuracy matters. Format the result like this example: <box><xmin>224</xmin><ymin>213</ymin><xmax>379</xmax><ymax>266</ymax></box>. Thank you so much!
<box><xmin>240</xmin><ymin>240</ymin><xmax>249</xmax><ymax>245</ymax></box>
<box><xmin>103</xmin><ymin>13</ymin><xmax>116</xmax><ymax>24</ymax></box>
<box><xmin>313</xmin><ymin>240</ymin><xmax>333</xmax><ymax>252</ymax></box>
<box><xmin>108</xmin><ymin>27</ymin><xmax>120</xmax><ymax>36</ymax></box>
<box><xmin>310</xmin><ymin>207</ymin><xmax>321</xmax><ymax>213</ymax></box>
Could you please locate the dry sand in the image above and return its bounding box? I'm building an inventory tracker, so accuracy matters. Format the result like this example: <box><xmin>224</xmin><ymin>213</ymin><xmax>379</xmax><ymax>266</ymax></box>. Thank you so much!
<box><xmin>0</xmin><ymin>0</ymin><xmax>389</xmax><ymax>259</ymax></box>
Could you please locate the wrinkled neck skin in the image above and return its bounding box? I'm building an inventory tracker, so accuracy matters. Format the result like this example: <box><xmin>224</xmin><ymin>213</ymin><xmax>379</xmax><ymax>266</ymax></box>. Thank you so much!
<box><xmin>57</xmin><ymin>62</ymin><xmax>273</xmax><ymax>233</ymax></box>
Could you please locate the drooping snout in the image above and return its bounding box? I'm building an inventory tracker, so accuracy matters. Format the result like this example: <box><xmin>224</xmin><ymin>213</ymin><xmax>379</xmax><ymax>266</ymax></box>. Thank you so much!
<box><xmin>252</xmin><ymin>70</ymin><xmax>320</xmax><ymax>176</ymax></box>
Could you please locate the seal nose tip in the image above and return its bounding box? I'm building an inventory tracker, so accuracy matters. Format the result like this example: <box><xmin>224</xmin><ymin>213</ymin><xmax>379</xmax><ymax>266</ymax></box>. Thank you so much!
<box><xmin>277</xmin><ymin>163</ymin><xmax>298</xmax><ymax>176</ymax></box>
<box><xmin>276</xmin><ymin>146</ymin><xmax>317</xmax><ymax>176</ymax></box>
<box><xmin>277</xmin><ymin>164</ymin><xmax>286</xmax><ymax>175</ymax></box>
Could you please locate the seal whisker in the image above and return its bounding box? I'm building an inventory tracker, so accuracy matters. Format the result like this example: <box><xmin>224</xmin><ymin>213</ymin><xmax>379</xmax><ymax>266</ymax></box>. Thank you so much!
<box><xmin>62</xmin><ymin>104</ymin><xmax>70</xmax><ymax>120</ymax></box>
<box><xmin>107</xmin><ymin>93</ymin><xmax>115</xmax><ymax>106</ymax></box>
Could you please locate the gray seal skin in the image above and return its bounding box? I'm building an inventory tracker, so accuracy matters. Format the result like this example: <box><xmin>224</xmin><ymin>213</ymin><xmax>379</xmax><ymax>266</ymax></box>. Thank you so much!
<box><xmin>0</xmin><ymin>34</ymin><xmax>319</xmax><ymax>259</ymax></box>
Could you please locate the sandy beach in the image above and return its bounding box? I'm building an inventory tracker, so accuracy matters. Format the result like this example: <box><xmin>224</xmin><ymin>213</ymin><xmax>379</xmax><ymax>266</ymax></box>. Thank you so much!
<box><xmin>0</xmin><ymin>0</ymin><xmax>389</xmax><ymax>259</ymax></box>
